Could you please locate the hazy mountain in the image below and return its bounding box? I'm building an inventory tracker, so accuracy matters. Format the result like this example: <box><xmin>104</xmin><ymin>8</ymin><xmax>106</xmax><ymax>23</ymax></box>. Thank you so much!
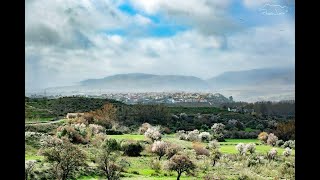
<box><xmin>206</xmin><ymin>67</ymin><xmax>294</xmax><ymax>89</ymax></box>
<box><xmin>78</xmin><ymin>73</ymin><xmax>210</xmax><ymax>91</ymax></box>
<box><xmin>40</xmin><ymin>68</ymin><xmax>295</xmax><ymax>102</ymax></box>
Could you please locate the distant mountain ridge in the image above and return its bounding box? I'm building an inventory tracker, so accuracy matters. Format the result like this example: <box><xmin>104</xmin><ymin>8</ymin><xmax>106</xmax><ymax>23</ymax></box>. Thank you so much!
<box><xmin>42</xmin><ymin>67</ymin><xmax>295</xmax><ymax>101</ymax></box>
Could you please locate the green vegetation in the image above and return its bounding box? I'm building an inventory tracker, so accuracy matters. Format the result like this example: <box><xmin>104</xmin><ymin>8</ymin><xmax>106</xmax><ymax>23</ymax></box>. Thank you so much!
<box><xmin>25</xmin><ymin>96</ymin><xmax>295</xmax><ymax>179</ymax></box>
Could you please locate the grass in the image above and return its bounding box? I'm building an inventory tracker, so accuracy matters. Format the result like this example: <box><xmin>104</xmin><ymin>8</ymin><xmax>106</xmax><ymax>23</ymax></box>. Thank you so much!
<box><xmin>26</xmin><ymin>133</ymin><xmax>295</xmax><ymax>180</ymax></box>
<box><xmin>244</xmin><ymin>128</ymin><xmax>257</xmax><ymax>132</ymax></box>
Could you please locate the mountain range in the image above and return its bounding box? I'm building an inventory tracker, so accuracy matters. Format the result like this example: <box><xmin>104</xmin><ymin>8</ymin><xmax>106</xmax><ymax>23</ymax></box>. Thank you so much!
<box><xmin>42</xmin><ymin>67</ymin><xmax>294</xmax><ymax>101</ymax></box>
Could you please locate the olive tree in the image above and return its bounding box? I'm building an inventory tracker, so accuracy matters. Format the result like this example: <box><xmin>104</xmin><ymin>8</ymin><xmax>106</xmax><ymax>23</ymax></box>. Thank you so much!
<box><xmin>167</xmin><ymin>154</ymin><xmax>196</xmax><ymax>180</ymax></box>
<box><xmin>151</xmin><ymin>141</ymin><xmax>168</xmax><ymax>160</ymax></box>
<box><xmin>41</xmin><ymin>137</ymin><xmax>86</xmax><ymax>180</ymax></box>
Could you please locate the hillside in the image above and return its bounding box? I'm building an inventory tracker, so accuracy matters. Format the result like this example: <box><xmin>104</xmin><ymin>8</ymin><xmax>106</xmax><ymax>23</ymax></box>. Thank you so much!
<box><xmin>207</xmin><ymin>67</ymin><xmax>295</xmax><ymax>88</ymax></box>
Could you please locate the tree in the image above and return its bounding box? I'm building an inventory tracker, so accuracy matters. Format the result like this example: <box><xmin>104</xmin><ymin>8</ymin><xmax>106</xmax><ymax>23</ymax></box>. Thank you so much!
<box><xmin>97</xmin><ymin>139</ymin><xmax>126</xmax><ymax>180</ymax></box>
<box><xmin>211</xmin><ymin>123</ymin><xmax>225</xmax><ymax>142</ymax></box>
<box><xmin>144</xmin><ymin>126</ymin><xmax>162</xmax><ymax>142</ymax></box>
<box><xmin>236</xmin><ymin>143</ymin><xmax>247</xmax><ymax>155</ymax></box>
<box><xmin>41</xmin><ymin>138</ymin><xmax>86</xmax><ymax>180</ymax></box>
<box><xmin>245</xmin><ymin>143</ymin><xmax>256</xmax><ymax>154</ymax></box>
<box><xmin>258</xmin><ymin>132</ymin><xmax>268</xmax><ymax>143</ymax></box>
<box><xmin>151</xmin><ymin>141</ymin><xmax>168</xmax><ymax>160</ymax></box>
<box><xmin>167</xmin><ymin>154</ymin><xmax>196</xmax><ymax>180</ymax></box>
<box><xmin>25</xmin><ymin>160</ymin><xmax>36</xmax><ymax>180</ymax></box>
<box><xmin>267</xmin><ymin>133</ymin><xmax>278</xmax><ymax>146</ymax></box>
<box><xmin>210</xmin><ymin>148</ymin><xmax>222</xmax><ymax>166</ymax></box>
<box><xmin>267</xmin><ymin>148</ymin><xmax>278</xmax><ymax>160</ymax></box>
<box><xmin>138</xmin><ymin>123</ymin><xmax>152</xmax><ymax>135</ymax></box>
<box><xmin>91</xmin><ymin>103</ymin><xmax>117</xmax><ymax>128</ymax></box>
<box><xmin>275</xmin><ymin>120</ymin><xmax>295</xmax><ymax>141</ymax></box>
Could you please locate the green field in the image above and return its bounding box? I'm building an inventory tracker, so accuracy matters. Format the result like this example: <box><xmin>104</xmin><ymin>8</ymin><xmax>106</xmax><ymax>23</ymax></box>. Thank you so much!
<box><xmin>26</xmin><ymin>134</ymin><xmax>295</xmax><ymax>179</ymax></box>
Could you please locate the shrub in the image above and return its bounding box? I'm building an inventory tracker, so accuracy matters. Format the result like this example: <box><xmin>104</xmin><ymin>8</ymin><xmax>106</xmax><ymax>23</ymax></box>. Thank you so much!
<box><xmin>166</xmin><ymin>143</ymin><xmax>181</xmax><ymax>159</ymax></box>
<box><xmin>150</xmin><ymin>158</ymin><xmax>162</xmax><ymax>172</ymax></box>
<box><xmin>245</xmin><ymin>143</ymin><xmax>256</xmax><ymax>154</ymax></box>
<box><xmin>138</xmin><ymin>123</ymin><xmax>152</xmax><ymax>135</ymax></box>
<box><xmin>275</xmin><ymin>140</ymin><xmax>285</xmax><ymax>147</ymax></box>
<box><xmin>101</xmin><ymin>139</ymin><xmax>120</xmax><ymax>152</ymax></box>
<box><xmin>208</xmin><ymin>140</ymin><xmax>220</xmax><ymax>150</ymax></box>
<box><xmin>283</xmin><ymin>147</ymin><xmax>292</xmax><ymax>157</ymax></box>
<box><xmin>56</xmin><ymin>123</ymin><xmax>88</xmax><ymax>144</ymax></box>
<box><xmin>211</xmin><ymin>123</ymin><xmax>225</xmax><ymax>142</ymax></box>
<box><xmin>105</xmin><ymin>129</ymin><xmax>123</xmax><ymax>135</ymax></box>
<box><xmin>167</xmin><ymin>154</ymin><xmax>196</xmax><ymax>180</ymax></box>
<box><xmin>187</xmin><ymin>129</ymin><xmax>200</xmax><ymax>142</ymax></box>
<box><xmin>267</xmin><ymin>133</ymin><xmax>278</xmax><ymax>146</ymax></box>
<box><xmin>258</xmin><ymin>132</ymin><xmax>268</xmax><ymax>143</ymax></box>
<box><xmin>97</xmin><ymin>138</ymin><xmax>127</xmax><ymax>180</ymax></box>
<box><xmin>91</xmin><ymin>133</ymin><xmax>107</xmax><ymax>147</ymax></box>
<box><xmin>282</xmin><ymin>140</ymin><xmax>295</xmax><ymax>149</ymax></box>
<box><xmin>88</xmin><ymin>124</ymin><xmax>105</xmax><ymax>135</ymax></box>
<box><xmin>41</xmin><ymin>140</ymin><xmax>86</xmax><ymax>180</ymax></box>
<box><xmin>151</xmin><ymin>141</ymin><xmax>168</xmax><ymax>160</ymax></box>
<box><xmin>25</xmin><ymin>132</ymin><xmax>48</xmax><ymax>148</ymax></box>
<box><xmin>192</xmin><ymin>142</ymin><xmax>210</xmax><ymax>156</ymax></box>
<box><xmin>25</xmin><ymin>160</ymin><xmax>37</xmax><ymax>180</ymax></box>
<box><xmin>198</xmin><ymin>132</ymin><xmax>211</xmax><ymax>142</ymax></box>
<box><xmin>236</xmin><ymin>143</ymin><xmax>247</xmax><ymax>155</ymax></box>
<box><xmin>178</xmin><ymin>133</ymin><xmax>188</xmax><ymax>140</ymax></box>
<box><xmin>145</xmin><ymin>127</ymin><xmax>162</xmax><ymax>142</ymax></box>
<box><xmin>121</xmin><ymin>140</ymin><xmax>143</xmax><ymax>156</ymax></box>
<box><xmin>267</xmin><ymin>148</ymin><xmax>278</xmax><ymax>160</ymax></box>
<box><xmin>210</xmin><ymin>148</ymin><xmax>222</xmax><ymax>166</ymax></box>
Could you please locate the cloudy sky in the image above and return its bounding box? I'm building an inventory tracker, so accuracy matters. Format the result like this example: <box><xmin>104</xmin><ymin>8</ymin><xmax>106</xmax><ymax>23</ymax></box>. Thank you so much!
<box><xmin>26</xmin><ymin>0</ymin><xmax>295</xmax><ymax>90</ymax></box>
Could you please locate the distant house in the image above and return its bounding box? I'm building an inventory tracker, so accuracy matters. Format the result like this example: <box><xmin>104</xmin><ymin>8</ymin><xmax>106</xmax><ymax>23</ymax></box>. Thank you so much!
<box><xmin>66</xmin><ymin>113</ymin><xmax>84</xmax><ymax>119</ymax></box>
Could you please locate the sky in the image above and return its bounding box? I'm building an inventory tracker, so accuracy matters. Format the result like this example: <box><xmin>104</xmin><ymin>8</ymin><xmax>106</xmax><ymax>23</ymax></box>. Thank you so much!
<box><xmin>25</xmin><ymin>0</ymin><xmax>295</xmax><ymax>90</ymax></box>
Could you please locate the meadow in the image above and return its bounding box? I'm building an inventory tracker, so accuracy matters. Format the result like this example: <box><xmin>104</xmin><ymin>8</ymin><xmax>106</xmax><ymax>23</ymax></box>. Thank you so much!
<box><xmin>26</xmin><ymin>132</ymin><xmax>295</xmax><ymax>180</ymax></box>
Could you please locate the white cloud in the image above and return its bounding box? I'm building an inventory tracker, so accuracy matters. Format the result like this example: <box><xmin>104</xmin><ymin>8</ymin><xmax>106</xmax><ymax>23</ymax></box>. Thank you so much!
<box><xmin>25</xmin><ymin>0</ymin><xmax>294</xmax><ymax>90</ymax></box>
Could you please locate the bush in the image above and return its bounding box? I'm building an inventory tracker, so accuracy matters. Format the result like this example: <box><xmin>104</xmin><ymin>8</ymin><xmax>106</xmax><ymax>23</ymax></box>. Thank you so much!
<box><xmin>236</xmin><ymin>143</ymin><xmax>247</xmax><ymax>155</ymax></box>
<box><xmin>245</xmin><ymin>143</ymin><xmax>256</xmax><ymax>154</ymax></box>
<box><xmin>210</xmin><ymin>148</ymin><xmax>222</xmax><ymax>166</ymax></box>
<box><xmin>211</xmin><ymin>123</ymin><xmax>225</xmax><ymax>142</ymax></box>
<box><xmin>267</xmin><ymin>133</ymin><xmax>278</xmax><ymax>146</ymax></box>
<box><xmin>187</xmin><ymin>129</ymin><xmax>200</xmax><ymax>142</ymax></box>
<box><xmin>101</xmin><ymin>138</ymin><xmax>120</xmax><ymax>152</ymax></box>
<box><xmin>25</xmin><ymin>132</ymin><xmax>48</xmax><ymax>148</ymax></box>
<box><xmin>283</xmin><ymin>147</ymin><xmax>292</xmax><ymax>157</ymax></box>
<box><xmin>199</xmin><ymin>132</ymin><xmax>211</xmax><ymax>142</ymax></box>
<box><xmin>151</xmin><ymin>141</ymin><xmax>168</xmax><ymax>160</ymax></box>
<box><xmin>192</xmin><ymin>142</ymin><xmax>210</xmax><ymax>156</ymax></box>
<box><xmin>208</xmin><ymin>140</ymin><xmax>220</xmax><ymax>150</ymax></box>
<box><xmin>267</xmin><ymin>148</ymin><xmax>277</xmax><ymax>160</ymax></box>
<box><xmin>41</xmin><ymin>140</ymin><xmax>86</xmax><ymax>180</ymax></box>
<box><xmin>56</xmin><ymin>123</ymin><xmax>88</xmax><ymax>144</ymax></box>
<box><xmin>91</xmin><ymin>133</ymin><xmax>107</xmax><ymax>147</ymax></box>
<box><xmin>138</xmin><ymin>123</ymin><xmax>152</xmax><ymax>135</ymax></box>
<box><xmin>258</xmin><ymin>132</ymin><xmax>268</xmax><ymax>143</ymax></box>
<box><xmin>105</xmin><ymin>129</ymin><xmax>123</xmax><ymax>135</ymax></box>
<box><xmin>88</xmin><ymin>124</ymin><xmax>105</xmax><ymax>135</ymax></box>
<box><xmin>145</xmin><ymin>127</ymin><xmax>162</xmax><ymax>142</ymax></box>
<box><xmin>150</xmin><ymin>158</ymin><xmax>162</xmax><ymax>172</ymax></box>
<box><xmin>166</xmin><ymin>143</ymin><xmax>181</xmax><ymax>159</ymax></box>
<box><xmin>282</xmin><ymin>140</ymin><xmax>295</xmax><ymax>149</ymax></box>
<box><xmin>121</xmin><ymin>140</ymin><xmax>143</xmax><ymax>156</ymax></box>
<box><xmin>167</xmin><ymin>154</ymin><xmax>196</xmax><ymax>180</ymax></box>
<box><xmin>275</xmin><ymin>140</ymin><xmax>285</xmax><ymax>147</ymax></box>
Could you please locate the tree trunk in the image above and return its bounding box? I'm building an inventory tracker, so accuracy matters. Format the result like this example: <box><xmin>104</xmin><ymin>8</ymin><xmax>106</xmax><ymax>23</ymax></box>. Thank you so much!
<box><xmin>213</xmin><ymin>160</ymin><xmax>216</xmax><ymax>166</ymax></box>
<box><xmin>177</xmin><ymin>172</ymin><xmax>181</xmax><ymax>180</ymax></box>
<box><xmin>159</xmin><ymin>155</ymin><xmax>162</xmax><ymax>161</ymax></box>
